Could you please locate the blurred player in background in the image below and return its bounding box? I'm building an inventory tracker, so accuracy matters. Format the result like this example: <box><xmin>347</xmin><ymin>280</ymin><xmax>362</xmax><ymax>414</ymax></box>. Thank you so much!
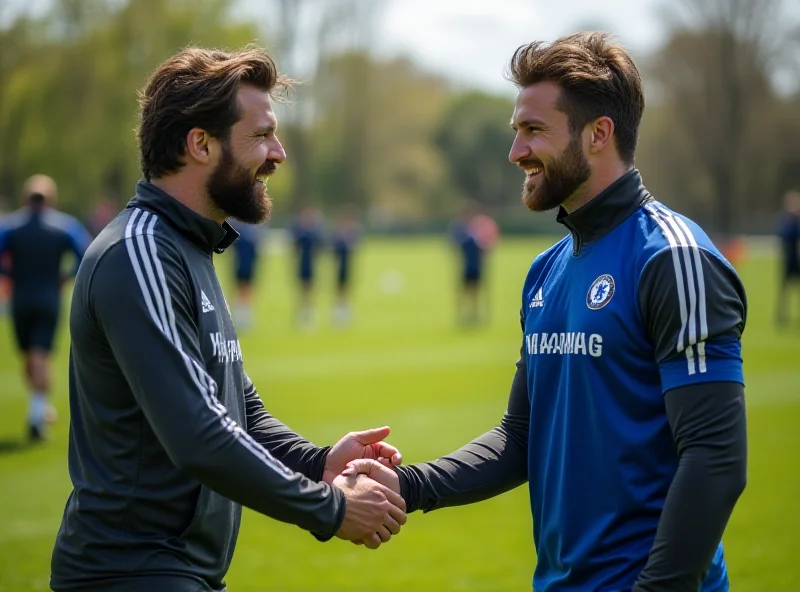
<box><xmin>291</xmin><ymin>205</ymin><xmax>324</xmax><ymax>328</ymax></box>
<box><xmin>0</xmin><ymin>174</ymin><xmax>91</xmax><ymax>441</ymax></box>
<box><xmin>776</xmin><ymin>189</ymin><xmax>800</xmax><ymax>326</ymax></box>
<box><xmin>230</xmin><ymin>220</ymin><xmax>266</xmax><ymax>330</ymax></box>
<box><xmin>331</xmin><ymin>205</ymin><xmax>361</xmax><ymax>327</ymax></box>
<box><xmin>450</xmin><ymin>202</ymin><xmax>499</xmax><ymax>326</ymax></box>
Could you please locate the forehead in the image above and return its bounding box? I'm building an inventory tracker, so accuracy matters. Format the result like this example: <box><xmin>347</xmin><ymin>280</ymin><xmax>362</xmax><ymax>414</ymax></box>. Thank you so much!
<box><xmin>235</xmin><ymin>84</ymin><xmax>276</xmax><ymax>127</ymax></box>
<box><xmin>511</xmin><ymin>81</ymin><xmax>564</xmax><ymax>124</ymax></box>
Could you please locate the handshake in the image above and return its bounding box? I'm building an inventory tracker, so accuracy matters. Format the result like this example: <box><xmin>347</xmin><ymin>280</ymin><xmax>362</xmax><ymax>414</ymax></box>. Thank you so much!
<box><xmin>321</xmin><ymin>426</ymin><xmax>408</xmax><ymax>550</ymax></box>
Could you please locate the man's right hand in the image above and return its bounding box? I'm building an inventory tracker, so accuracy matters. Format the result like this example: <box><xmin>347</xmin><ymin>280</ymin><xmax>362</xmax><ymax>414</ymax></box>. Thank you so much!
<box><xmin>332</xmin><ymin>470</ymin><xmax>407</xmax><ymax>549</ymax></box>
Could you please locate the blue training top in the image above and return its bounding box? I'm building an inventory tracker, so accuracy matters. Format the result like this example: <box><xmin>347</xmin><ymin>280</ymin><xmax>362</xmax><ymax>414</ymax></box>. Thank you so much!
<box><xmin>522</xmin><ymin>170</ymin><xmax>745</xmax><ymax>592</ymax></box>
<box><xmin>0</xmin><ymin>206</ymin><xmax>91</xmax><ymax>309</ymax></box>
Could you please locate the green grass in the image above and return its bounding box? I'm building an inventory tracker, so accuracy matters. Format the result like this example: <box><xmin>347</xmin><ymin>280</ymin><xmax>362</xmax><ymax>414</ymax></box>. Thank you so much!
<box><xmin>0</xmin><ymin>236</ymin><xmax>798</xmax><ymax>591</ymax></box>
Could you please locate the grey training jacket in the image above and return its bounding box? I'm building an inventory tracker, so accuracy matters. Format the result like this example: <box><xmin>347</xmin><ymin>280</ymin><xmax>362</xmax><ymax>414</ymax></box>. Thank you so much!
<box><xmin>51</xmin><ymin>181</ymin><xmax>345</xmax><ymax>591</ymax></box>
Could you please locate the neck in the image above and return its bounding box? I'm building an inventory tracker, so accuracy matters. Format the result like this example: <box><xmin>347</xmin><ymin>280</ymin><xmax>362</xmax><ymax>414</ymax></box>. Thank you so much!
<box><xmin>150</xmin><ymin>175</ymin><xmax>224</xmax><ymax>223</ymax></box>
<box><xmin>561</xmin><ymin>161</ymin><xmax>632</xmax><ymax>214</ymax></box>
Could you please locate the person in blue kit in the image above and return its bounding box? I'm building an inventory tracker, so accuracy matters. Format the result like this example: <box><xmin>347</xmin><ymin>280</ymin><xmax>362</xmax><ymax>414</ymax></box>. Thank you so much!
<box><xmin>291</xmin><ymin>205</ymin><xmax>324</xmax><ymax>328</ymax></box>
<box><xmin>450</xmin><ymin>206</ymin><xmax>484</xmax><ymax>326</ymax></box>
<box><xmin>450</xmin><ymin>204</ymin><xmax>499</xmax><ymax>326</ymax></box>
<box><xmin>346</xmin><ymin>31</ymin><xmax>748</xmax><ymax>592</ymax></box>
<box><xmin>776</xmin><ymin>190</ymin><xmax>800</xmax><ymax>325</ymax></box>
<box><xmin>0</xmin><ymin>174</ymin><xmax>92</xmax><ymax>441</ymax></box>
<box><xmin>331</xmin><ymin>206</ymin><xmax>360</xmax><ymax>327</ymax></box>
<box><xmin>230</xmin><ymin>221</ymin><xmax>266</xmax><ymax>330</ymax></box>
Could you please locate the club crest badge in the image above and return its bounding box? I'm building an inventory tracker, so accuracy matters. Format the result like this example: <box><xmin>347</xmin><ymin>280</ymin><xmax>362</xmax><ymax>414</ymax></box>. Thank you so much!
<box><xmin>587</xmin><ymin>274</ymin><xmax>615</xmax><ymax>310</ymax></box>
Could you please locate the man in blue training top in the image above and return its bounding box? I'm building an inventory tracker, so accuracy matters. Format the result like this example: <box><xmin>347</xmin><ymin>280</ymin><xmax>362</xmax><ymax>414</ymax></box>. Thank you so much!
<box><xmin>347</xmin><ymin>31</ymin><xmax>747</xmax><ymax>592</ymax></box>
<box><xmin>0</xmin><ymin>174</ymin><xmax>91</xmax><ymax>441</ymax></box>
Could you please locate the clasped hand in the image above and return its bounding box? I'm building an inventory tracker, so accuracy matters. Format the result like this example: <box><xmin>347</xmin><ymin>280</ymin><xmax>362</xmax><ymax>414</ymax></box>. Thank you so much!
<box><xmin>323</xmin><ymin>426</ymin><xmax>405</xmax><ymax>549</ymax></box>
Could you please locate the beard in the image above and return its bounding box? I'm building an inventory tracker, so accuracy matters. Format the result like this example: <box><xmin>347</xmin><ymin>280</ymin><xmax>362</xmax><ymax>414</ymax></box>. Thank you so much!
<box><xmin>521</xmin><ymin>132</ymin><xmax>591</xmax><ymax>212</ymax></box>
<box><xmin>206</xmin><ymin>142</ymin><xmax>274</xmax><ymax>224</ymax></box>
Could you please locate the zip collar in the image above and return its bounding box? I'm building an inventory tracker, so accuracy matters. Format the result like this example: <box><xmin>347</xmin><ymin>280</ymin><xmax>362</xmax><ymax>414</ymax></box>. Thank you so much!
<box><xmin>557</xmin><ymin>169</ymin><xmax>652</xmax><ymax>255</ymax></box>
<box><xmin>127</xmin><ymin>180</ymin><xmax>239</xmax><ymax>255</ymax></box>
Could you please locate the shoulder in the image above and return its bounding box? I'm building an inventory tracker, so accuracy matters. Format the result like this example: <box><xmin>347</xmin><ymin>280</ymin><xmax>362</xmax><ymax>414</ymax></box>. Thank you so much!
<box><xmin>82</xmin><ymin>208</ymin><xmax>187</xmax><ymax>287</ymax></box>
<box><xmin>633</xmin><ymin>201</ymin><xmax>746</xmax><ymax>334</ymax></box>
<box><xmin>40</xmin><ymin>209</ymin><xmax>83</xmax><ymax>234</ymax></box>
<box><xmin>0</xmin><ymin>208</ymin><xmax>31</xmax><ymax>231</ymax></box>
<box><xmin>634</xmin><ymin>200</ymin><xmax>736</xmax><ymax>278</ymax></box>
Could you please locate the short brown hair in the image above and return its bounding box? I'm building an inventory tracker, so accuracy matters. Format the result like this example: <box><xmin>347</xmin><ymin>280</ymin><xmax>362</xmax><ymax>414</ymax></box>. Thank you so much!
<box><xmin>137</xmin><ymin>46</ymin><xmax>288</xmax><ymax>180</ymax></box>
<box><xmin>507</xmin><ymin>32</ymin><xmax>644</xmax><ymax>165</ymax></box>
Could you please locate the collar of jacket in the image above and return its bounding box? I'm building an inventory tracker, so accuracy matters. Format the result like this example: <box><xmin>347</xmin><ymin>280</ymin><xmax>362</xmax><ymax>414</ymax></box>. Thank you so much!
<box><xmin>127</xmin><ymin>180</ymin><xmax>239</xmax><ymax>255</ymax></box>
<box><xmin>556</xmin><ymin>168</ymin><xmax>653</xmax><ymax>256</ymax></box>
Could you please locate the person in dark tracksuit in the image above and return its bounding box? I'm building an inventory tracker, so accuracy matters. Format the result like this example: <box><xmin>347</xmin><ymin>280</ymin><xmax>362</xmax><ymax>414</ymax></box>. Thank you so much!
<box><xmin>331</xmin><ymin>207</ymin><xmax>360</xmax><ymax>327</ymax></box>
<box><xmin>230</xmin><ymin>221</ymin><xmax>265</xmax><ymax>331</ymax></box>
<box><xmin>50</xmin><ymin>47</ymin><xmax>406</xmax><ymax>592</ymax></box>
<box><xmin>291</xmin><ymin>206</ymin><xmax>324</xmax><ymax>329</ymax></box>
<box><xmin>0</xmin><ymin>174</ymin><xmax>91</xmax><ymax>441</ymax></box>
<box><xmin>347</xmin><ymin>33</ymin><xmax>748</xmax><ymax>592</ymax></box>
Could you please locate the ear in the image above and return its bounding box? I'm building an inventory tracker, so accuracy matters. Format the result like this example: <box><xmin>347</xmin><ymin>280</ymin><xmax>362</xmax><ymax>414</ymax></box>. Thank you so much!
<box><xmin>587</xmin><ymin>116</ymin><xmax>615</xmax><ymax>154</ymax></box>
<box><xmin>185</xmin><ymin>128</ymin><xmax>213</xmax><ymax>165</ymax></box>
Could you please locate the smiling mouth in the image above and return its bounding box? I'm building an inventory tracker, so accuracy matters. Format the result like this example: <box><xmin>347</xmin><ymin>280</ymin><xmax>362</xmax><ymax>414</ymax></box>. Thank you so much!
<box><xmin>255</xmin><ymin>174</ymin><xmax>270</xmax><ymax>186</ymax></box>
<box><xmin>524</xmin><ymin>165</ymin><xmax>543</xmax><ymax>178</ymax></box>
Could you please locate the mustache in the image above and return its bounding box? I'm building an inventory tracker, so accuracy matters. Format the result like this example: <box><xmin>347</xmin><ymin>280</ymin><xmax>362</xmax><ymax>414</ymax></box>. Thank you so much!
<box><xmin>257</xmin><ymin>161</ymin><xmax>278</xmax><ymax>176</ymax></box>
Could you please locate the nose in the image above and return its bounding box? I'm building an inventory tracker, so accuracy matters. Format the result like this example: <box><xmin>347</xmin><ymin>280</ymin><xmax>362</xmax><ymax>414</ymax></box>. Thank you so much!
<box><xmin>269</xmin><ymin>136</ymin><xmax>287</xmax><ymax>164</ymax></box>
<box><xmin>508</xmin><ymin>133</ymin><xmax>530</xmax><ymax>164</ymax></box>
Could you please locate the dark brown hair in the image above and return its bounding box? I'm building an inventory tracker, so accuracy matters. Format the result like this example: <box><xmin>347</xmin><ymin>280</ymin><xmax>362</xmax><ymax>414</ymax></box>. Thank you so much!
<box><xmin>507</xmin><ymin>32</ymin><xmax>644</xmax><ymax>165</ymax></box>
<box><xmin>137</xmin><ymin>46</ymin><xmax>289</xmax><ymax>180</ymax></box>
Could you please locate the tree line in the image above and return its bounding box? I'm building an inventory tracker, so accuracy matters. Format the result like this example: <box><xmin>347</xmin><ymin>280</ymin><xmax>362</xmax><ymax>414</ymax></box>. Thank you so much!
<box><xmin>0</xmin><ymin>0</ymin><xmax>798</xmax><ymax>235</ymax></box>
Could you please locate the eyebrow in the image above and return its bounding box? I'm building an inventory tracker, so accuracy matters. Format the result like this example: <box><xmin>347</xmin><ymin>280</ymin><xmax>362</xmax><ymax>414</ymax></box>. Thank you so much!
<box><xmin>510</xmin><ymin>118</ymin><xmax>547</xmax><ymax>129</ymax></box>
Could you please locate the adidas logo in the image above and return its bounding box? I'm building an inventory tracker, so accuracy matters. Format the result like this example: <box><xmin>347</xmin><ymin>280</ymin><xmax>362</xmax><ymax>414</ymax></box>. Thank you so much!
<box><xmin>201</xmin><ymin>290</ymin><xmax>215</xmax><ymax>313</ymax></box>
<box><xmin>529</xmin><ymin>287</ymin><xmax>544</xmax><ymax>308</ymax></box>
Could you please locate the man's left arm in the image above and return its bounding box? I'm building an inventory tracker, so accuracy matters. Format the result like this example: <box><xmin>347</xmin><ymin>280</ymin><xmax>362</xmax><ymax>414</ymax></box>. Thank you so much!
<box><xmin>243</xmin><ymin>373</ymin><xmax>330</xmax><ymax>482</ymax></box>
<box><xmin>633</xmin><ymin>246</ymin><xmax>748</xmax><ymax>592</ymax></box>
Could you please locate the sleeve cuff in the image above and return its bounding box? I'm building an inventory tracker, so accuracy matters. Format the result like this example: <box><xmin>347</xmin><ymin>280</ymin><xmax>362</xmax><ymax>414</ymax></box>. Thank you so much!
<box><xmin>310</xmin><ymin>446</ymin><xmax>331</xmax><ymax>483</ymax></box>
<box><xmin>311</xmin><ymin>483</ymin><xmax>346</xmax><ymax>542</ymax></box>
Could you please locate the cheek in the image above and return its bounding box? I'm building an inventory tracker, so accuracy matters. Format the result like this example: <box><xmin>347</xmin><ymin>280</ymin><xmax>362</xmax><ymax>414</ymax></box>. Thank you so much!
<box><xmin>531</xmin><ymin>137</ymin><xmax>555</xmax><ymax>158</ymax></box>
<box><xmin>251</xmin><ymin>143</ymin><xmax>269</xmax><ymax>165</ymax></box>
<box><xmin>236</xmin><ymin>142</ymin><xmax>267</xmax><ymax>170</ymax></box>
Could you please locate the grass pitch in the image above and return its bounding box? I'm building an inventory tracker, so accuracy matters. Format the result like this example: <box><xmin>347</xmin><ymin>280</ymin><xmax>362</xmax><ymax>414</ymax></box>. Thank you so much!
<box><xmin>0</xmin><ymin>236</ymin><xmax>797</xmax><ymax>591</ymax></box>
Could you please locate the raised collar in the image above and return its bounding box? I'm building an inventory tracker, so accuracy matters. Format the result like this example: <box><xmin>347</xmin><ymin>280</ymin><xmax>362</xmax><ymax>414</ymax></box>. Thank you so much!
<box><xmin>557</xmin><ymin>168</ymin><xmax>652</xmax><ymax>255</ymax></box>
<box><xmin>127</xmin><ymin>180</ymin><xmax>239</xmax><ymax>255</ymax></box>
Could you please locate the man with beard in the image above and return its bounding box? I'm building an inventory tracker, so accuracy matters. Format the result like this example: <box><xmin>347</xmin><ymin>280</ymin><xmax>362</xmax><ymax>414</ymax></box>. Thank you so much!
<box><xmin>347</xmin><ymin>32</ymin><xmax>748</xmax><ymax>592</ymax></box>
<box><xmin>50</xmin><ymin>47</ymin><xmax>406</xmax><ymax>592</ymax></box>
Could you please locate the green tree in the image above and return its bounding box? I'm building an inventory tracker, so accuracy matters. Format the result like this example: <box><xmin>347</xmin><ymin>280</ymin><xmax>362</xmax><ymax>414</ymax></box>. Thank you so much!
<box><xmin>0</xmin><ymin>0</ymin><xmax>261</xmax><ymax>216</ymax></box>
<box><xmin>434</xmin><ymin>92</ymin><xmax>517</xmax><ymax>213</ymax></box>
